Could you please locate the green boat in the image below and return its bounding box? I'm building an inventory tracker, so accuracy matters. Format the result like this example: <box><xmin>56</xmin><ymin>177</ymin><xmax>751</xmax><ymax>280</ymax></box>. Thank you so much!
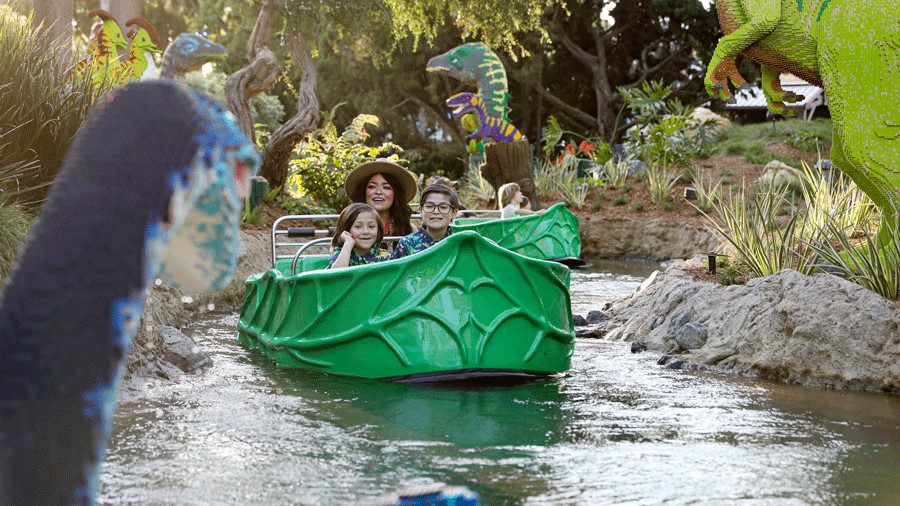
<box><xmin>454</xmin><ymin>203</ymin><xmax>582</xmax><ymax>265</ymax></box>
<box><xmin>239</xmin><ymin>231</ymin><xmax>574</xmax><ymax>382</ymax></box>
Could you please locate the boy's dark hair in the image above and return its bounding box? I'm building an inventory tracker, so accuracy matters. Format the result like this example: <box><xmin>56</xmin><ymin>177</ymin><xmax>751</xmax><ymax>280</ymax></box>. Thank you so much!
<box><xmin>420</xmin><ymin>183</ymin><xmax>459</xmax><ymax>209</ymax></box>
<box><xmin>331</xmin><ymin>203</ymin><xmax>384</xmax><ymax>248</ymax></box>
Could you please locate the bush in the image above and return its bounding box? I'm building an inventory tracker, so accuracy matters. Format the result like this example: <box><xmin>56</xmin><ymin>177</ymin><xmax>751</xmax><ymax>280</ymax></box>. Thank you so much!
<box><xmin>286</xmin><ymin>109</ymin><xmax>404</xmax><ymax>210</ymax></box>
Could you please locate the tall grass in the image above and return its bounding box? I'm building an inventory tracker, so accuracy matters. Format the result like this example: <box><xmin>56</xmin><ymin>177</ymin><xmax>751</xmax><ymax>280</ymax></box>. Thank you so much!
<box><xmin>0</xmin><ymin>195</ymin><xmax>32</xmax><ymax>282</ymax></box>
<box><xmin>0</xmin><ymin>6</ymin><xmax>100</xmax><ymax>208</ymax></box>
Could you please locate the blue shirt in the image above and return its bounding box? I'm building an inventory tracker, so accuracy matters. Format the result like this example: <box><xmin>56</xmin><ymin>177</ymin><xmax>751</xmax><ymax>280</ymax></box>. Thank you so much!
<box><xmin>392</xmin><ymin>226</ymin><xmax>453</xmax><ymax>259</ymax></box>
<box><xmin>327</xmin><ymin>245</ymin><xmax>392</xmax><ymax>268</ymax></box>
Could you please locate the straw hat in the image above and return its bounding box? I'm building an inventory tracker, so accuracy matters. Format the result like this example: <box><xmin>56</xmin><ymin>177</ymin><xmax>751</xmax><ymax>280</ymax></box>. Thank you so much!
<box><xmin>344</xmin><ymin>159</ymin><xmax>418</xmax><ymax>203</ymax></box>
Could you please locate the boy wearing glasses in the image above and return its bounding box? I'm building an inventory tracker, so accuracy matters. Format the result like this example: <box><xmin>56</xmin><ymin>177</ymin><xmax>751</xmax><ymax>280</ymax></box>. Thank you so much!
<box><xmin>392</xmin><ymin>183</ymin><xmax>459</xmax><ymax>259</ymax></box>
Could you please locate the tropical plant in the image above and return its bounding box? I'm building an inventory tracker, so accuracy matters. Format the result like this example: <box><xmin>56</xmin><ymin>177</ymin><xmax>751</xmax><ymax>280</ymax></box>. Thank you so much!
<box><xmin>692</xmin><ymin>169</ymin><xmax>723</xmax><ymax>214</ymax></box>
<box><xmin>806</xmin><ymin>215</ymin><xmax>899</xmax><ymax>300</ymax></box>
<box><xmin>561</xmin><ymin>181</ymin><xmax>590</xmax><ymax>210</ymax></box>
<box><xmin>286</xmin><ymin>107</ymin><xmax>404</xmax><ymax>210</ymax></box>
<box><xmin>458</xmin><ymin>158</ymin><xmax>495</xmax><ymax>205</ymax></box>
<box><xmin>592</xmin><ymin>157</ymin><xmax>630</xmax><ymax>188</ymax></box>
<box><xmin>644</xmin><ymin>166</ymin><xmax>679</xmax><ymax>206</ymax></box>
<box><xmin>700</xmin><ymin>183</ymin><xmax>816</xmax><ymax>278</ymax></box>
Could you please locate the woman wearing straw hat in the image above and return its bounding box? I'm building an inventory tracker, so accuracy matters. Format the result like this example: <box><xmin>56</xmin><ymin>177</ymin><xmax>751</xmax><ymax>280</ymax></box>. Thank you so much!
<box><xmin>344</xmin><ymin>159</ymin><xmax>419</xmax><ymax>243</ymax></box>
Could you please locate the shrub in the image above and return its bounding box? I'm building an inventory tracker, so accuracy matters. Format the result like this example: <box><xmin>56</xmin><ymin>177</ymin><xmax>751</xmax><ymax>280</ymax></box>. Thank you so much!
<box><xmin>286</xmin><ymin>108</ymin><xmax>404</xmax><ymax>210</ymax></box>
<box><xmin>0</xmin><ymin>195</ymin><xmax>31</xmax><ymax>282</ymax></box>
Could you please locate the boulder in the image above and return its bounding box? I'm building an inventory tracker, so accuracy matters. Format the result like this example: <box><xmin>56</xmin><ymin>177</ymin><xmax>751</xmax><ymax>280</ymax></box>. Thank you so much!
<box><xmin>756</xmin><ymin>160</ymin><xmax>802</xmax><ymax>191</ymax></box>
<box><xmin>688</xmin><ymin>107</ymin><xmax>731</xmax><ymax>142</ymax></box>
<box><xmin>598</xmin><ymin>257</ymin><xmax>900</xmax><ymax>393</ymax></box>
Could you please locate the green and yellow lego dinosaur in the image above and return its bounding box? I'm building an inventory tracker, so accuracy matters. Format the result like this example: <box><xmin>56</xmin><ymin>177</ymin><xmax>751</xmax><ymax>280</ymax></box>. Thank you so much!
<box><xmin>427</xmin><ymin>42</ymin><xmax>512</xmax><ymax>122</ymax></box>
<box><xmin>70</xmin><ymin>9</ymin><xmax>128</xmax><ymax>88</ymax></box>
<box><xmin>705</xmin><ymin>0</ymin><xmax>900</xmax><ymax>233</ymax></box>
<box><xmin>115</xmin><ymin>17</ymin><xmax>164</xmax><ymax>82</ymax></box>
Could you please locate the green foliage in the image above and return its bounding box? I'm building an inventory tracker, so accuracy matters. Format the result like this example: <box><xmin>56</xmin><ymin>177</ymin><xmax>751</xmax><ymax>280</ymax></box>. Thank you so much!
<box><xmin>384</xmin><ymin>0</ymin><xmax>563</xmax><ymax>56</ymax></box>
<box><xmin>644</xmin><ymin>166</ymin><xmax>678</xmax><ymax>206</ymax></box>
<box><xmin>593</xmin><ymin>158</ymin><xmax>630</xmax><ymax>188</ymax></box>
<box><xmin>0</xmin><ymin>195</ymin><xmax>31</xmax><ymax>282</ymax></box>
<box><xmin>0</xmin><ymin>6</ymin><xmax>100</xmax><ymax>208</ymax></box>
<box><xmin>184</xmin><ymin>70</ymin><xmax>285</xmax><ymax>132</ymax></box>
<box><xmin>620</xmin><ymin>81</ymin><xmax>700</xmax><ymax>172</ymax></box>
<box><xmin>277</xmin><ymin>193</ymin><xmax>335</xmax><ymax>215</ymax></box>
<box><xmin>240</xmin><ymin>197</ymin><xmax>265</xmax><ymax>226</ymax></box>
<box><xmin>287</xmin><ymin>108</ymin><xmax>404</xmax><ymax>210</ymax></box>
<box><xmin>561</xmin><ymin>182</ymin><xmax>590</xmax><ymax>210</ymax></box>
<box><xmin>702</xmin><ymin>183</ymin><xmax>815</xmax><ymax>278</ymax></box>
<box><xmin>541</xmin><ymin>115</ymin><xmax>613</xmax><ymax>165</ymax></box>
<box><xmin>458</xmin><ymin>159</ymin><xmax>494</xmax><ymax>206</ymax></box>
<box><xmin>806</xmin><ymin>216</ymin><xmax>899</xmax><ymax>301</ymax></box>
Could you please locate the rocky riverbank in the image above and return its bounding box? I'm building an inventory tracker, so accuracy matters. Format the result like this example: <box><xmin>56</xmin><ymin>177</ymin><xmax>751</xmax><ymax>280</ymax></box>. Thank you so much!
<box><xmin>126</xmin><ymin>221</ymin><xmax>900</xmax><ymax>397</ymax></box>
<box><xmin>576</xmin><ymin>256</ymin><xmax>900</xmax><ymax>394</ymax></box>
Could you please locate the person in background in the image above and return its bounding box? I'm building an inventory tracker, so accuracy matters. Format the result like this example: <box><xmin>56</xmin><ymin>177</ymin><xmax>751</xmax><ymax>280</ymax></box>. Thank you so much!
<box><xmin>498</xmin><ymin>182</ymin><xmax>538</xmax><ymax>219</ymax></box>
<box><xmin>327</xmin><ymin>203</ymin><xmax>391</xmax><ymax>269</ymax></box>
<box><xmin>392</xmin><ymin>183</ymin><xmax>459</xmax><ymax>259</ymax></box>
<box><xmin>345</xmin><ymin>159</ymin><xmax>418</xmax><ymax>244</ymax></box>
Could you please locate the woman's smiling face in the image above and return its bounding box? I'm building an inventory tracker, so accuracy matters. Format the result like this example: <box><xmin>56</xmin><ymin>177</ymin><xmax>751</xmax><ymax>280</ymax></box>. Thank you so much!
<box><xmin>365</xmin><ymin>174</ymin><xmax>394</xmax><ymax>214</ymax></box>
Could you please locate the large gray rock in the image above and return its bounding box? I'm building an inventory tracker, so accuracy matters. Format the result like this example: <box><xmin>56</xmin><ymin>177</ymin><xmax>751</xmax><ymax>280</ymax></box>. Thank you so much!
<box><xmin>600</xmin><ymin>257</ymin><xmax>900</xmax><ymax>393</ymax></box>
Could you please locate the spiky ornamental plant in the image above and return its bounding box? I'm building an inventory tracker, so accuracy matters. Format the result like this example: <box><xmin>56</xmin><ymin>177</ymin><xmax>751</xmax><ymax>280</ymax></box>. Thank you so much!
<box><xmin>0</xmin><ymin>6</ymin><xmax>100</xmax><ymax>208</ymax></box>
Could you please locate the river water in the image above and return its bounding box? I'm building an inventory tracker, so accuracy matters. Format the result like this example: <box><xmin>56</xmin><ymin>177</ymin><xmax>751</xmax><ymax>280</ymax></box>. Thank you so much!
<box><xmin>101</xmin><ymin>258</ymin><xmax>900</xmax><ymax>505</ymax></box>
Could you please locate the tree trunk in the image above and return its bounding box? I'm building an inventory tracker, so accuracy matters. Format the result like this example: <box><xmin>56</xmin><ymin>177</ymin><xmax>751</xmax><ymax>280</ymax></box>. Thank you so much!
<box><xmin>224</xmin><ymin>0</ymin><xmax>279</xmax><ymax>139</ymax></box>
<box><xmin>480</xmin><ymin>141</ymin><xmax>541</xmax><ymax>210</ymax></box>
<box><xmin>32</xmin><ymin>0</ymin><xmax>74</xmax><ymax>67</ymax></box>
<box><xmin>259</xmin><ymin>24</ymin><xmax>319</xmax><ymax>189</ymax></box>
<box><xmin>105</xmin><ymin>0</ymin><xmax>142</xmax><ymax>26</ymax></box>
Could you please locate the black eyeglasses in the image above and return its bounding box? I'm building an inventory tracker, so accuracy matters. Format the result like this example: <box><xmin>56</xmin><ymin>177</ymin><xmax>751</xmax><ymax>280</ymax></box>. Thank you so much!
<box><xmin>421</xmin><ymin>202</ymin><xmax>455</xmax><ymax>214</ymax></box>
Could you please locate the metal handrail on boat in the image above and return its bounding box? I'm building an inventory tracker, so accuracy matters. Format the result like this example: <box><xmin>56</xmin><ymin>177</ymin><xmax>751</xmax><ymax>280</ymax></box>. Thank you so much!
<box><xmin>271</xmin><ymin>209</ymin><xmax>502</xmax><ymax>267</ymax></box>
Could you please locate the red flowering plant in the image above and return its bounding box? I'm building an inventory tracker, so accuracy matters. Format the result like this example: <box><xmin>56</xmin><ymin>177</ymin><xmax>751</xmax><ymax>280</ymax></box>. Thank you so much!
<box><xmin>542</xmin><ymin>116</ymin><xmax>613</xmax><ymax>168</ymax></box>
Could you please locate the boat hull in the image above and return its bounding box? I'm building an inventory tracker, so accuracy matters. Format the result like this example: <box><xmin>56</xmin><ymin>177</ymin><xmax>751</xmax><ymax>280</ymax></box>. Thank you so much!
<box><xmin>238</xmin><ymin>231</ymin><xmax>574</xmax><ymax>380</ymax></box>
<box><xmin>453</xmin><ymin>203</ymin><xmax>581</xmax><ymax>261</ymax></box>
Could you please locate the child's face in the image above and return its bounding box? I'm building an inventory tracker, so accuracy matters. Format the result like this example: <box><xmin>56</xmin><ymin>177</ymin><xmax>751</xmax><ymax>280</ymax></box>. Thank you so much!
<box><xmin>514</xmin><ymin>190</ymin><xmax>523</xmax><ymax>204</ymax></box>
<box><xmin>350</xmin><ymin>211</ymin><xmax>380</xmax><ymax>252</ymax></box>
<box><xmin>421</xmin><ymin>193</ymin><xmax>457</xmax><ymax>233</ymax></box>
<box><xmin>365</xmin><ymin>174</ymin><xmax>394</xmax><ymax>215</ymax></box>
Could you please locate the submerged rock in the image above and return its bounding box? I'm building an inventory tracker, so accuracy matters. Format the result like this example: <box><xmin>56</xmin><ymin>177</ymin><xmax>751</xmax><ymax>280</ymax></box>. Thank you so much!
<box><xmin>598</xmin><ymin>257</ymin><xmax>900</xmax><ymax>394</ymax></box>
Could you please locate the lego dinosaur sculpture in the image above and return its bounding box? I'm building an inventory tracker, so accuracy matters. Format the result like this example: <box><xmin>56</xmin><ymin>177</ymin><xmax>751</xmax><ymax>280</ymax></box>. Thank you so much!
<box><xmin>427</xmin><ymin>42</ymin><xmax>511</xmax><ymax>121</ymax></box>
<box><xmin>446</xmin><ymin>92</ymin><xmax>525</xmax><ymax>154</ymax></box>
<box><xmin>116</xmin><ymin>17</ymin><xmax>164</xmax><ymax>82</ymax></box>
<box><xmin>0</xmin><ymin>80</ymin><xmax>260</xmax><ymax>504</ymax></box>
<box><xmin>70</xmin><ymin>9</ymin><xmax>128</xmax><ymax>88</ymax></box>
<box><xmin>705</xmin><ymin>0</ymin><xmax>900</xmax><ymax>229</ymax></box>
<box><xmin>160</xmin><ymin>32</ymin><xmax>227</xmax><ymax>81</ymax></box>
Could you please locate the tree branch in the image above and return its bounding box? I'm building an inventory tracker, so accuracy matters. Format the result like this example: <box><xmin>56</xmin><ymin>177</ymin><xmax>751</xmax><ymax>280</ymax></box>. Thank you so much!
<box><xmin>624</xmin><ymin>44</ymin><xmax>691</xmax><ymax>89</ymax></box>
<box><xmin>536</xmin><ymin>87</ymin><xmax>598</xmax><ymax>130</ymax></box>
<box><xmin>224</xmin><ymin>0</ymin><xmax>279</xmax><ymax>138</ymax></box>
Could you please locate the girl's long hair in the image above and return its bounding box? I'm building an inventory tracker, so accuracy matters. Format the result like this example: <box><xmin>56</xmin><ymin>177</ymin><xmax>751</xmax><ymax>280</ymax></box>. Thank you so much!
<box><xmin>351</xmin><ymin>172</ymin><xmax>413</xmax><ymax>236</ymax></box>
<box><xmin>498</xmin><ymin>182</ymin><xmax>520</xmax><ymax>209</ymax></box>
<box><xmin>331</xmin><ymin>203</ymin><xmax>384</xmax><ymax>249</ymax></box>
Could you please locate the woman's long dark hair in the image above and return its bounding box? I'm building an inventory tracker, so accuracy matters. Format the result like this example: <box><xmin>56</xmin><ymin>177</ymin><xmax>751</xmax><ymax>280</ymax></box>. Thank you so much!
<box><xmin>351</xmin><ymin>172</ymin><xmax>413</xmax><ymax>236</ymax></box>
<box><xmin>331</xmin><ymin>203</ymin><xmax>384</xmax><ymax>249</ymax></box>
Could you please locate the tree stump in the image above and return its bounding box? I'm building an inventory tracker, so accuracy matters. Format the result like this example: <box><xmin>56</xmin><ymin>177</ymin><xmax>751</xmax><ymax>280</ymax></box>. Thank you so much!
<box><xmin>480</xmin><ymin>140</ymin><xmax>542</xmax><ymax>210</ymax></box>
